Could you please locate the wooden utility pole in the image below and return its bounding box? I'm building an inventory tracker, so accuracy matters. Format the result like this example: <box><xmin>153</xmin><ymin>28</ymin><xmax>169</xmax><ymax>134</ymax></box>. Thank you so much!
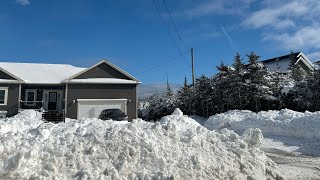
<box><xmin>191</xmin><ymin>48</ymin><xmax>195</xmax><ymax>90</ymax></box>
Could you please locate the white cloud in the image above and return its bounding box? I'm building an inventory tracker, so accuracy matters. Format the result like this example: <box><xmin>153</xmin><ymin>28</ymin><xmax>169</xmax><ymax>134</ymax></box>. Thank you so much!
<box><xmin>242</xmin><ymin>1</ymin><xmax>320</xmax><ymax>51</ymax></box>
<box><xmin>242</xmin><ymin>1</ymin><xmax>309</xmax><ymax>29</ymax></box>
<box><xmin>263</xmin><ymin>24</ymin><xmax>320</xmax><ymax>50</ymax></box>
<box><xmin>16</xmin><ymin>0</ymin><xmax>30</xmax><ymax>6</ymax></box>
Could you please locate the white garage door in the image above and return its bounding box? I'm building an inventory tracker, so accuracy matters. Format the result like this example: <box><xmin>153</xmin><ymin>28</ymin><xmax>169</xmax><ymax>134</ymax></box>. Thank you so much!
<box><xmin>77</xmin><ymin>99</ymin><xmax>127</xmax><ymax>119</ymax></box>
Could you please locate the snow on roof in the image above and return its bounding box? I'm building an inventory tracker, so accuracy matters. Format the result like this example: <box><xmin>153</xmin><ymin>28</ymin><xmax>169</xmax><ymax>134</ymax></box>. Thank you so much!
<box><xmin>68</xmin><ymin>78</ymin><xmax>140</xmax><ymax>84</ymax></box>
<box><xmin>263</xmin><ymin>57</ymin><xmax>291</xmax><ymax>72</ymax></box>
<box><xmin>0</xmin><ymin>62</ymin><xmax>86</xmax><ymax>84</ymax></box>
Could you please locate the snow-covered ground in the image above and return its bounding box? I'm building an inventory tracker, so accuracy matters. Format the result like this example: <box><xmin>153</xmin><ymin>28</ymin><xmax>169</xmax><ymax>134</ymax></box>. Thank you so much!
<box><xmin>0</xmin><ymin>109</ymin><xmax>282</xmax><ymax>179</ymax></box>
<box><xmin>203</xmin><ymin>109</ymin><xmax>320</xmax><ymax>179</ymax></box>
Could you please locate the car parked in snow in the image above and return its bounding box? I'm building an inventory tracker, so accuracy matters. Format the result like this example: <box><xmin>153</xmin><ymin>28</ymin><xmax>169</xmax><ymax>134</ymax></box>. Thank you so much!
<box><xmin>99</xmin><ymin>108</ymin><xmax>128</xmax><ymax>121</ymax></box>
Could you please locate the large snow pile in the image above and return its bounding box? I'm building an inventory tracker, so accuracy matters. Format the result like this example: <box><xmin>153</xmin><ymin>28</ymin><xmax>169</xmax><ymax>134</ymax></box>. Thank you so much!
<box><xmin>0</xmin><ymin>109</ymin><xmax>281</xmax><ymax>179</ymax></box>
<box><xmin>205</xmin><ymin>109</ymin><xmax>320</xmax><ymax>139</ymax></box>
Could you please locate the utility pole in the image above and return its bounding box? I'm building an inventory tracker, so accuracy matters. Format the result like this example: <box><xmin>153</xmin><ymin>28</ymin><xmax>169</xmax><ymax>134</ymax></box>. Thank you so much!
<box><xmin>191</xmin><ymin>48</ymin><xmax>195</xmax><ymax>90</ymax></box>
<box><xmin>166</xmin><ymin>73</ymin><xmax>169</xmax><ymax>92</ymax></box>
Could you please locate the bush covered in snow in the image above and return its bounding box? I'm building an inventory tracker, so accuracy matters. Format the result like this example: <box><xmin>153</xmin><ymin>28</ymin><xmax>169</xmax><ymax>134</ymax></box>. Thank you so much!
<box><xmin>0</xmin><ymin>109</ymin><xmax>282</xmax><ymax>179</ymax></box>
<box><xmin>142</xmin><ymin>89</ymin><xmax>177</xmax><ymax>120</ymax></box>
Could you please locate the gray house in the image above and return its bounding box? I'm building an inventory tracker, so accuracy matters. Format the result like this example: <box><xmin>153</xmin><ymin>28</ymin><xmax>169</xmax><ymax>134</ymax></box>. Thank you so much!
<box><xmin>0</xmin><ymin>60</ymin><xmax>141</xmax><ymax>121</ymax></box>
<box><xmin>261</xmin><ymin>52</ymin><xmax>315</xmax><ymax>74</ymax></box>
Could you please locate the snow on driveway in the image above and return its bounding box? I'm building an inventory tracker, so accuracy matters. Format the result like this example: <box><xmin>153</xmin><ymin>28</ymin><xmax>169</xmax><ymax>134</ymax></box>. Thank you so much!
<box><xmin>202</xmin><ymin>109</ymin><xmax>320</xmax><ymax>179</ymax></box>
<box><xmin>0</xmin><ymin>109</ymin><xmax>281</xmax><ymax>179</ymax></box>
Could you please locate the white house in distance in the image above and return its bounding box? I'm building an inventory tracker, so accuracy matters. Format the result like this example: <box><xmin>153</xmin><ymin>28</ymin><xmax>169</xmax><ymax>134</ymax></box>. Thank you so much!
<box><xmin>261</xmin><ymin>52</ymin><xmax>316</xmax><ymax>74</ymax></box>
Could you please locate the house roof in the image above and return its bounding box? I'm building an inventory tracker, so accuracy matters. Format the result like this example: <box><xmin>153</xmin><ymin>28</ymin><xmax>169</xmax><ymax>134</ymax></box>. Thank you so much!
<box><xmin>0</xmin><ymin>60</ymin><xmax>141</xmax><ymax>84</ymax></box>
<box><xmin>63</xmin><ymin>60</ymin><xmax>141</xmax><ymax>83</ymax></box>
<box><xmin>260</xmin><ymin>52</ymin><xmax>315</xmax><ymax>72</ymax></box>
<box><xmin>0</xmin><ymin>62</ymin><xmax>85</xmax><ymax>84</ymax></box>
<box><xmin>261</xmin><ymin>52</ymin><xmax>300</xmax><ymax>63</ymax></box>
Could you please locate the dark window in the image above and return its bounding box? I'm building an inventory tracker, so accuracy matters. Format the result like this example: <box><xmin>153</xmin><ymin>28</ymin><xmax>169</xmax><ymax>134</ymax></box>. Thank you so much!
<box><xmin>0</xmin><ymin>90</ymin><xmax>5</xmax><ymax>104</ymax></box>
<box><xmin>25</xmin><ymin>90</ymin><xmax>36</xmax><ymax>106</ymax></box>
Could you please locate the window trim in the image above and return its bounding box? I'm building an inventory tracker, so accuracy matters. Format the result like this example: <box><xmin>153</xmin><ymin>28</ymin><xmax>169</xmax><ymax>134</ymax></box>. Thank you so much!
<box><xmin>0</xmin><ymin>87</ymin><xmax>8</xmax><ymax>106</ymax></box>
<box><xmin>25</xmin><ymin>89</ymin><xmax>37</xmax><ymax>106</ymax></box>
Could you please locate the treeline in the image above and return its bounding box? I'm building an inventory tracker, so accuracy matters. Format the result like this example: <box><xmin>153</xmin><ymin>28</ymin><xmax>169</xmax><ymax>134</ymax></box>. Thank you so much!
<box><xmin>139</xmin><ymin>52</ymin><xmax>320</xmax><ymax>120</ymax></box>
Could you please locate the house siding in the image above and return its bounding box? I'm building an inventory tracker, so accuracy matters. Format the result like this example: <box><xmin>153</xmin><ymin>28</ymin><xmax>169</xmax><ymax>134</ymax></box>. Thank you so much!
<box><xmin>20</xmin><ymin>85</ymin><xmax>65</xmax><ymax>110</ymax></box>
<box><xmin>74</xmin><ymin>63</ymin><xmax>131</xmax><ymax>80</ymax></box>
<box><xmin>297</xmin><ymin>61</ymin><xmax>312</xmax><ymax>74</ymax></box>
<box><xmin>66</xmin><ymin>84</ymin><xmax>137</xmax><ymax>121</ymax></box>
<box><xmin>0</xmin><ymin>84</ymin><xmax>20</xmax><ymax>117</ymax></box>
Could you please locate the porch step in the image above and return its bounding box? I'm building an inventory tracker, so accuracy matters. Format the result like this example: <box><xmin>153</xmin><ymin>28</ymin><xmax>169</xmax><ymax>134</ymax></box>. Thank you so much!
<box><xmin>42</xmin><ymin>111</ymin><xmax>64</xmax><ymax>123</ymax></box>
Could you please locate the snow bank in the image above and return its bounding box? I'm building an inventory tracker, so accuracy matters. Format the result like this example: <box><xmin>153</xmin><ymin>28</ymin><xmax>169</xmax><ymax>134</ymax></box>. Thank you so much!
<box><xmin>205</xmin><ymin>109</ymin><xmax>320</xmax><ymax>139</ymax></box>
<box><xmin>0</xmin><ymin>109</ymin><xmax>281</xmax><ymax>179</ymax></box>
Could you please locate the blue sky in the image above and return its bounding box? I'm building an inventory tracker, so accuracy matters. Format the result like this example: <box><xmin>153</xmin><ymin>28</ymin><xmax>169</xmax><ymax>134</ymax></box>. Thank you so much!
<box><xmin>1</xmin><ymin>0</ymin><xmax>320</xmax><ymax>85</ymax></box>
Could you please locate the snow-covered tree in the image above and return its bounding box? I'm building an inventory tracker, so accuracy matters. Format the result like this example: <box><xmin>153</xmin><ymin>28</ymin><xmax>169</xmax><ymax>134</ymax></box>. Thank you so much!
<box><xmin>308</xmin><ymin>70</ymin><xmax>320</xmax><ymax>111</ymax></box>
<box><xmin>145</xmin><ymin>87</ymin><xmax>177</xmax><ymax>121</ymax></box>
<box><xmin>176</xmin><ymin>77</ymin><xmax>192</xmax><ymax>115</ymax></box>
<box><xmin>243</xmin><ymin>52</ymin><xmax>279</xmax><ymax>111</ymax></box>
<box><xmin>230</xmin><ymin>53</ymin><xmax>246</xmax><ymax>110</ymax></box>
<box><xmin>289</xmin><ymin>51</ymin><xmax>305</xmax><ymax>82</ymax></box>
<box><xmin>193</xmin><ymin>75</ymin><xmax>212</xmax><ymax>117</ymax></box>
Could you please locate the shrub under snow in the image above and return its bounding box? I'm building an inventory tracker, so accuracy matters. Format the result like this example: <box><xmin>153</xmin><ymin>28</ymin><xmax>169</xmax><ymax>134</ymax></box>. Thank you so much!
<box><xmin>0</xmin><ymin>109</ymin><xmax>281</xmax><ymax>179</ymax></box>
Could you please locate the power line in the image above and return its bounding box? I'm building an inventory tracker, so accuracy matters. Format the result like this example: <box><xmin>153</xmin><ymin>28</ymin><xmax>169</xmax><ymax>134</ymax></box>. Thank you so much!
<box><xmin>134</xmin><ymin>49</ymin><xmax>190</xmax><ymax>76</ymax></box>
<box><xmin>161</xmin><ymin>0</ymin><xmax>184</xmax><ymax>44</ymax></box>
<box><xmin>151</xmin><ymin>0</ymin><xmax>183</xmax><ymax>55</ymax></box>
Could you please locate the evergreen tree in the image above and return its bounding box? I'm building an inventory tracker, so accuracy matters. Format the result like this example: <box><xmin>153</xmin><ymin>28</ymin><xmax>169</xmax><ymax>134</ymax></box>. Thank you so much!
<box><xmin>247</xmin><ymin>51</ymin><xmax>261</xmax><ymax>65</ymax></box>
<box><xmin>193</xmin><ymin>75</ymin><xmax>212</xmax><ymax>117</ymax></box>
<box><xmin>233</xmin><ymin>53</ymin><xmax>245</xmax><ymax>73</ymax></box>
<box><xmin>145</xmin><ymin>88</ymin><xmax>177</xmax><ymax>120</ymax></box>
<box><xmin>177</xmin><ymin>77</ymin><xmax>192</xmax><ymax>115</ymax></box>
<box><xmin>216</xmin><ymin>61</ymin><xmax>229</xmax><ymax>72</ymax></box>
<box><xmin>230</xmin><ymin>53</ymin><xmax>245</xmax><ymax>110</ymax></box>
<box><xmin>289</xmin><ymin>51</ymin><xmax>305</xmax><ymax>82</ymax></box>
<box><xmin>244</xmin><ymin>52</ymin><xmax>278</xmax><ymax>111</ymax></box>
<box><xmin>309</xmin><ymin>70</ymin><xmax>320</xmax><ymax>111</ymax></box>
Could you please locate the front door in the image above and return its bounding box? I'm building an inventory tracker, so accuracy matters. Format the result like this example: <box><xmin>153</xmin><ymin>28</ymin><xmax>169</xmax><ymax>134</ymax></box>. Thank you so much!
<box><xmin>48</xmin><ymin>92</ymin><xmax>57</xmax><ymax>110</ymax></box>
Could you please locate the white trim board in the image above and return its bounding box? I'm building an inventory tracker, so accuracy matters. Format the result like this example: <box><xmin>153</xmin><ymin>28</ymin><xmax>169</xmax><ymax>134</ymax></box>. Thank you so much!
<box><xmin>42</xmin><ymin>90</ymin><xmax>63</xmax><ymax>111</ymax></box>
<box><xmin>25</xmin><ymin>89</ymin><xmax>37</xmax><ymax>106</ymax></box>
<box><xmin>0</xmin><ymin>87</ymin><xmax>8</xmax><ymax>106</ymax></box>
<box><xmin>77</xmin><ymin>99</ymin><xmax>128</xmax><ymax>102</ymax></box>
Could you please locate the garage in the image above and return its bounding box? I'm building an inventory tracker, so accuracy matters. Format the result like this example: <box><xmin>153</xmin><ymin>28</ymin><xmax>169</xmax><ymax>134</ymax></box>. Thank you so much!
<box><xmin>77</xmin><ymin>99</ymin><xmax>127</xmax><ymax>119</ymax></box>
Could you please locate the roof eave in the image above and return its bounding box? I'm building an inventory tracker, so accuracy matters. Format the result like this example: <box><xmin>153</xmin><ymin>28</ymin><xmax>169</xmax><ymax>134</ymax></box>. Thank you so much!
<box><xmin>297</xmin><ymin>52</ymin><xmax>316</xmax><ymax>71</ymax></box>
<box><xmin>62</xmin><ymin>60</ymin><xmax>141</xmax><ymax>83</ymax></box>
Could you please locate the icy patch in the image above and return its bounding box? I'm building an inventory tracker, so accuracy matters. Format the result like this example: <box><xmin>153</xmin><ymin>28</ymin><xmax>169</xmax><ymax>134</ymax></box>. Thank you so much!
<box><xmin>262</xmin><ymin>138</ymin><xmax>300</xmax><ymax>153</ymax></box>
<box><xmin>0</xmin><ymin>109</ymin><xmax>282</xmax><ymax>179</ymax></box>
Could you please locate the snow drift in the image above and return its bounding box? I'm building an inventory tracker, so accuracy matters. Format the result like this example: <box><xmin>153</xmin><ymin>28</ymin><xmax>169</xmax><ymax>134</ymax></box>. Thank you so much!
<box><xmin>0</xmin><ymin>109</ymin><xmax>281</xmax><ymax>179</ymax></box>
<box><xmin>205</xmin><ymin>109</ymin><xmax>320</xmax><ymax>139</ymax></box>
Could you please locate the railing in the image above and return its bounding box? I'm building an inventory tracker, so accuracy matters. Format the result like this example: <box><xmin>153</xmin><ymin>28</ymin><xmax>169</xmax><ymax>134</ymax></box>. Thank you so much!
<box><xmin>17</xmin><ymin>100</ymin><xmax>65</xmax><ymax>122</ymax></box>
<box><xmin>42</xmin><ymin>111</ymin><xmax>65</xmax><ymax>123</ymax></box>
<box><xmin>19</xmin><ymin>100</ymin><xmax>44</xmax><ymax>111</ymax></box>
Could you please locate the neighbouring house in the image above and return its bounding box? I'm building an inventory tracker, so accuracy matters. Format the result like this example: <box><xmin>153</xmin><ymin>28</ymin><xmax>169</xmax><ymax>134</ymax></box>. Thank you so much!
<box><xmin>0</xmin><ymin>60</ymin><xmax>141</xmax><ymax>121</ymax></box>
<box><xmin>261</xmin><ymin>52</ymin><xmax>316</xmax><ymax>74</ymax></box>
<box><xmin>314</xmin><ymin>60</ymin><xmax>320</xmax><ymax>70</ymax></box>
